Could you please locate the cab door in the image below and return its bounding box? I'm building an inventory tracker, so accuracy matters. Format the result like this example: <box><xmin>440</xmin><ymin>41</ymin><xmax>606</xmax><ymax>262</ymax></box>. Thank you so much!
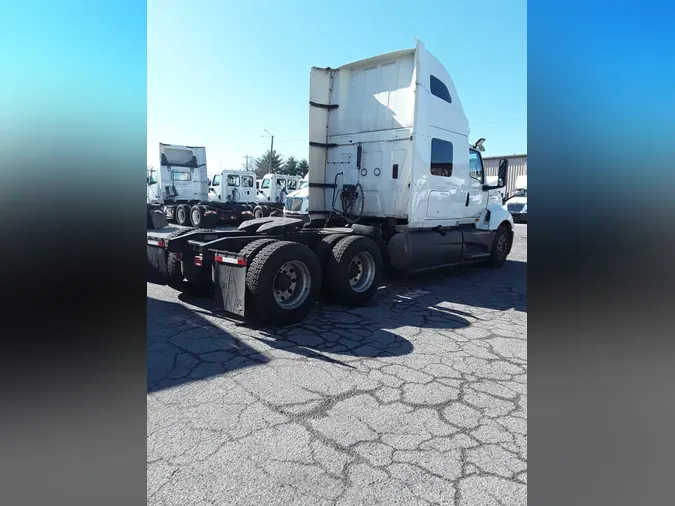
<box><xmin>425</xmin><ymin>135</ymin><xmax>467</xmax><ymax>223</ymax></box>
<box><xmin>462</xmin><ymin>149</ymin><xmax>487</xmax><ymax>223</ymax></box>
<box><xmin>260</xmin><ymin>177</ymin><xmax>272</xmax><ymax>200</ymax></box>
<box><xmin>210</xmin><ymin>174</ymin><xmax>222</xmax><ymax>201</ymax></box>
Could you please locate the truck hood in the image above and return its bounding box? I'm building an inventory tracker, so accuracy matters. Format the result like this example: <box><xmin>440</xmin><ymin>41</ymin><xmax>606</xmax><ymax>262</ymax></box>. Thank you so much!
<box><xmin>287</xmin><ymin>187</ymin><xmax>309</xmax><ymax>199</ymax></box>
<box><xmin>506</xmin><ymin>196</ymin><xmax>527</xmax><ymax>205</ymax></box>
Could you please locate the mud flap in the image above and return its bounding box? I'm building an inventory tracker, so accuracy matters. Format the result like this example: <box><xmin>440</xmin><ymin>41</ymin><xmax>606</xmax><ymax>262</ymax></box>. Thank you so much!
<box><xmin>147</xmin><ymin>246</ymin><xmax>168</xmax><ymax>284</ymax></box>
<box><xmin>214</xmin><ymin>263</ymin><xmax>246</xmax><ymax>317</ymax></box>
<box><xmin>147</xmin><ymin>209</ymin><xmax>168</xmax><ymax>229</ymax></box>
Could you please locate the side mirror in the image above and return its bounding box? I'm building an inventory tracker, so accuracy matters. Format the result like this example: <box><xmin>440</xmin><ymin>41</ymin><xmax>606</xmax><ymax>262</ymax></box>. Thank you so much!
<box><xmin>482</xmin><ymin>158</ymin><xmax>509</xmax><ymax>191</ymax></box>
<box><xmin>497</xmin><ymin>158</ymin><xmax>508</xmax><ymax>188</ymax></box>
<box><xmin>209</xmin><ymin>187</ymin><xmax>214</xmax><ymax>192</ymax></box>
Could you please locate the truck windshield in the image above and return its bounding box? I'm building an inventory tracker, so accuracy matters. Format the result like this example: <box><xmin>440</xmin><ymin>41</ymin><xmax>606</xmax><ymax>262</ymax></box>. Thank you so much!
<box><xmin>171</xmin><ymin>171</ymin><xmax>191</xmax><ymax>181</ymax></box>
<box><xmin>163</xmin><ymin>147</ymin><xmax>197</xmax><ymax>167</ymax></box>
<box><xmin>300</xmin><ymin>180</ymin><xmax>308</xmax><ymax>189</ymax></box>
<box><xmin>515</xmin><ymin>188</ymin><xmax>527</xmax><ymax>197</ymax></box>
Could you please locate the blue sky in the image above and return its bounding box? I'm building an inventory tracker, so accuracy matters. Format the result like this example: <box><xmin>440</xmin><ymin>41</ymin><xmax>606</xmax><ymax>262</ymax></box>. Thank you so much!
<box><xmin>148</xmin><ymin>0</ymin><xmax>526</xmax><ymax>173</ymax></box>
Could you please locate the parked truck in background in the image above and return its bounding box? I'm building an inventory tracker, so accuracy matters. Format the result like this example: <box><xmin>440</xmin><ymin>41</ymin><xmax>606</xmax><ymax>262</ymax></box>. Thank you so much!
<box><xmin>208</xmin><ymin>169</ymin><xmax>285</xmax><ymax>219</ymax></box>
<box><xmin>284</xmin><ymin>173</ymin><xmax>309</xmax><ymax>218</ymax></box>
<box><xmin>257</xmin><ymin>173</ymin><xmax>301</xmax><ymax>203</ymax></box>
<box><xmin>147</xmin><ymin>40</ymin><xmax>514</xmax><ymax>326</ymax></box>
<box><xmin>505</xmin><ymin>175</ymin><xmax>527</xmax><ymax>222</ymax></box>
<box><xmin>147</xmin><ymin>144</ymin><xmax>285</xmax><ymax>228</ymax></box>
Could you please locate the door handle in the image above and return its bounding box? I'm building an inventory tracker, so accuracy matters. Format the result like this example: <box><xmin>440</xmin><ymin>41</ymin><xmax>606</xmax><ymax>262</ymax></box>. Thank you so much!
<box><xmin>465</xmin><ymin>193</ymin><xmax>470</xmax><ymax>206</ymax></box>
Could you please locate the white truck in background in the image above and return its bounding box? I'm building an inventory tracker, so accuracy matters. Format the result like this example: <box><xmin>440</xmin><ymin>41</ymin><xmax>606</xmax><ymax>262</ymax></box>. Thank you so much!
<box><xmin>284</xmin><ymin>173</ymin><xmax>309</xmax><ymax>218</ymax></box>
<box><xmin>257</xmin><ymin>173</ymin><xmax>301</xmax><ymax>204</ymax></box>
<box><xmin>208</xmin><ymin>170</ymin><xmax>257</xmax><ymax>204</ymax></box>
<box><xmin>148</xmin><ymin>40</ymin><xmax>514</xmax><ymax>325</ymax></box>
<box><xmin>147</xmin><ymin>144</ymin><xmax>283</xmax><ymax>228</ymax></box>
<box><xmin>505</xmin><ymin>175</ymin><xmax>527</xmax><ymax>222</ymax></box>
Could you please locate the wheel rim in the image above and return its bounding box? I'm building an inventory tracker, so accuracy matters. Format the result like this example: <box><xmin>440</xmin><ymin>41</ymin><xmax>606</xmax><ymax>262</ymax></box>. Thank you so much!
<box><xmin>496</xmin><ymin>234</ymin><xmax>508</xmax><ymax>260</ymax></box>
<box><xmin>349</xmin><ymin>251</ymin><xmax>376</xmax><ymax>293</ymax></box>
<box><xmin>191</xmin><ymin>208</ymin><xmax>200</xmax><ymax>224</ymax></box>
<box><xmin>273</xmin><ymin>260</ymin><xmax>311</xmax><ymax>309</ymax></box>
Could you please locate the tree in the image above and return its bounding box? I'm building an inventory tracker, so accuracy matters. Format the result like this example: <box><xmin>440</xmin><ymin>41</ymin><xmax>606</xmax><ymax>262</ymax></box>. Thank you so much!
<box><xmin>297</xmin><ymin>158</ymin><xmax>309</xmax><ymax>177</ymax></box>
<box><xmin>255</xmin><ymin>149</ymin><xmax>283</xmax><ymax>178</ymax></box>
<box><xmin>282</xmin><ymin>156</ymin><xmax>299</xmax><ymax>176</ymax></box>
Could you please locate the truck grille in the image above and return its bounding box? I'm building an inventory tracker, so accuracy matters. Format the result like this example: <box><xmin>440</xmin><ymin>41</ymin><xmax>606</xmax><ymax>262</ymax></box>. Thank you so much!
<box><xmin>291</xmin><ymin>198</ymin><xmax>304</xmax><ymax>212</ymax></box>
<box><xmin>508</xmin><ymin>203</ymin><xmax>525</xmax><ymax>213</ymax></box>
<box><xmin>285</xmin><ymin>197</ymin><xmax>303</xmax><ymax>212</ymax></box>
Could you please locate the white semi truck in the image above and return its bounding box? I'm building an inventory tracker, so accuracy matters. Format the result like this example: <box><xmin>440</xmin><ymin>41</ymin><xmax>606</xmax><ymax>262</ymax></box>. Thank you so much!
<box><xmin>147</xmin><ymin>41</ymin><xmax>514</xmax><ymax>325</ymax></box>
<box><xmin>147</xmin><ymin>145</ymin><xmax>283</xmax><ymax>228</ymax></box>
<box><xmin>284</xmin><ymin>173</ymin><xmax>310</xmax><ymax>218</ymax></box>
<box><xmin>208</xmin><ymin>169</ymin><xmax>285</xmax><ymax>219</ymax></box>
<box><xmin>257</xmin><ymin>173</ymin><xmax>302</xmax><ymax>204</ymax></box>
<box><xmin>505</xmin><ymin>175</ymin><xmax>527</xmax><ymax>222</ymax></box>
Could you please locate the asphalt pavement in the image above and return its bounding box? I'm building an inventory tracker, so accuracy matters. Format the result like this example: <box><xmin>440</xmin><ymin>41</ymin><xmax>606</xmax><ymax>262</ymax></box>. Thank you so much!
<box><xmin>147</xmin><ymin>224</ymin><xmax>527</xmax><ymax>505</ymax></box>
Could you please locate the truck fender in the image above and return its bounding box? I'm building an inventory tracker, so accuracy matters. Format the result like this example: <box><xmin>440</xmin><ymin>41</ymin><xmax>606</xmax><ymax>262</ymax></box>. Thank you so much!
<box><xmin>477</xmin><ymin>201</ymin><xmax>514</xmax><ymax>232</ymax></box>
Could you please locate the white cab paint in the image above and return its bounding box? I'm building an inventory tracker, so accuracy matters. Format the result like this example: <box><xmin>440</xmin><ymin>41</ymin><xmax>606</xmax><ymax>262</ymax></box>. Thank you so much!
<box><xmin>209</xmin><ymin>169</ymin><xmax>257</xmax><ymax>203</ymax></box>
<box><xmin>308</xmin><ymin>40</ymin><xmax>507</xmax><ymax>230</ymax></box>
<box><xmin>258</xmin><ymin>173</ymin><xmax>301</xmax><ymax>203</ymax></box>
<box><xmin>147</xmin><ymin>143</ymin><xmax>208</xmax><ymax>204</ymax></box>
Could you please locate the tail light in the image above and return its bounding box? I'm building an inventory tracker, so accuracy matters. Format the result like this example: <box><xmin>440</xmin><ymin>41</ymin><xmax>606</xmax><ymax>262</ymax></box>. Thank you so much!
<box><xmin>214</xmin><ymin>255</ymin><xmax>247</xmax><ymax>266</ymax></box>
<box><xmin>148</xmin><ymin>239</ymin><xmax>166</xmax><ymax>247</ymax></box>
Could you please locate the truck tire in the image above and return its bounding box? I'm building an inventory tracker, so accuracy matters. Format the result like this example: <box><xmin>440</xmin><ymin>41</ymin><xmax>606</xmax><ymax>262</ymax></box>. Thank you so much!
<box><xmin>239</xmin><ymin>238</ymin><xmax>277</xmax><ymax>261</ymax></box>
<box><xmin>313</xmin><ymin>234</ymin><xmax>346</xmax><ymax>293</ymax></box>
<box><xmin>486</xmin><ymin>225</ymin><xmax>509</xmax><ymax>268</ymax></box>
<box><xmin>176</xmin><ymin>204</ymin><xmax>190</xmax><ymax>226</ymax></box>
<box><xmin>261</xmin><ymin>205</ymin><xmax>271</xmax><ymax>217</ymax></box>
<box><xmin>253</xmin><ymin>206</ymin><xmax>265</xmax><ymax>219</ymax></box>
<box><xmin>190</xmin><ymin>205</ymin><xmax>204</xmax><ymax>227</ymax></box>
<box><xmin>246</xmin><ymin>241</ymin><xmax>321</xmax><ymax>326</ymax></box>
<box><xmin>326</xmin><ymin>235</ymin><xmax>383</xmax><ymax>306</ymax></box>
<box><xmin>167</xmin><ymin>252</ymin><xmax>183</xmax><ymax>289</ymax></box>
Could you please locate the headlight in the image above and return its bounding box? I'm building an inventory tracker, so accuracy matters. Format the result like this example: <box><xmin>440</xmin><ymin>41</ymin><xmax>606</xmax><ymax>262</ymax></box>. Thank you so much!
<box><xmin>522</xmin><ymin>204</ymin><xmax>527</xmax><ymax>213</ymax></box>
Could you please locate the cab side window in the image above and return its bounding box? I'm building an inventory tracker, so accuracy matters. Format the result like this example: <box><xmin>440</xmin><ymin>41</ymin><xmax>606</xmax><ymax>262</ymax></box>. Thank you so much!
<box><xmin>261</xmin><ymin>179</ymin><xmax>270</xmax><ymax>189</ymax></box>
<box><xmin>469</xmin><ymin>150</ymin><xmax>484</xmax><ymax>183</ymax></box>
<box><xmin>430</xmin><ymin>138</ymin><xmax>453</xmax><ymax>177</ymax></box>
<box><xmin>430</xmin><ymin>75</ymin><xmax>452</xmax><ymax>104</ymax></box>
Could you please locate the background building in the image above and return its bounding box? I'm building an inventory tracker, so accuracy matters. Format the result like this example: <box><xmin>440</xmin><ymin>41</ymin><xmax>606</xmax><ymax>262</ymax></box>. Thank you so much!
<box><xmin>483</xmin><ymin>154</ymin><xmax>527</xmax><ymax>198</ymax></box>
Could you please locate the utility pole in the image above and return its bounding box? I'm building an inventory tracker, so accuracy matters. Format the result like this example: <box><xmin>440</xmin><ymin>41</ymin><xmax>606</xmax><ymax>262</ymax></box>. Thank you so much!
<box><xmin>262</xmin><ymin>129</ymin><xmax>274</xmax><ymax>173</ymax></box>
<box><xmin>244</xmin><ymin>155</ymin><xmax>253</xmax><ymax>171</ymax></box>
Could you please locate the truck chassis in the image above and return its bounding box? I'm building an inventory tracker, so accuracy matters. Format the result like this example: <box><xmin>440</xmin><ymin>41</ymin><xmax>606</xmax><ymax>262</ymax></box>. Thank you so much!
<box><xmin>147</xmin><ymin>213</ymin><xmax>513</xmax><ymax>326</ymax></box>
<box><xmin>148</xmin><ymin>200</ymin><xmax>284</xmax><ymax>228</ymax></box>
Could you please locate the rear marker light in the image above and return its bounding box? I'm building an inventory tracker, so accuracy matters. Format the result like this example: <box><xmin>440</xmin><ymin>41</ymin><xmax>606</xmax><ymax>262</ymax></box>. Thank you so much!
<box><xmin>194</xmin><ymin>256</ymin><xmax>203</xmax><ymax>266</ymax></box>
<box><xmin>174</xmin><ymin>252</ymin><xmax>182</xmax><ymax>260</ymax></box>
<box><xmin>148</xmin><ymin>239</ymin><xmax>166</xmax><ymax>247</ymax></box>
<box><xmin>214</xmin><ymin>255</ymin><xmax>247</xmax><ymax>266</ymax></box>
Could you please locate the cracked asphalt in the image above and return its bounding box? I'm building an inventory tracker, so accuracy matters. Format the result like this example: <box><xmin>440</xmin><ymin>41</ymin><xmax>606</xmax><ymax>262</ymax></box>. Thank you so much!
<box><xmin>147</xmin><ymin>224</ymin><xmax>527</xmax><ymax>505</ymax></box>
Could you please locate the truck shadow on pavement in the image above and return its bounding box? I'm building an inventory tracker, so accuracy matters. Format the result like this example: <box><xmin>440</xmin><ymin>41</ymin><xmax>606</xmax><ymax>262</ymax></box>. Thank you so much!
<box><xmin>147</xmin><ymin>297</ymin><xmax>270</xmax><ymax>393</ymax></box>
<box><xmin>382</xmin><ymin>259</ymin><xmax>527</xmax><ymax>313</ymax></box>
<box><xmin>175</xmin><ymin>291</ymin><xmax>421</xmax><ymax>366</ymax></box>
<box><xmin>150</xmin><ymin>257</ymin><xmax>525</xmax><ymax>387</ymax></box>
